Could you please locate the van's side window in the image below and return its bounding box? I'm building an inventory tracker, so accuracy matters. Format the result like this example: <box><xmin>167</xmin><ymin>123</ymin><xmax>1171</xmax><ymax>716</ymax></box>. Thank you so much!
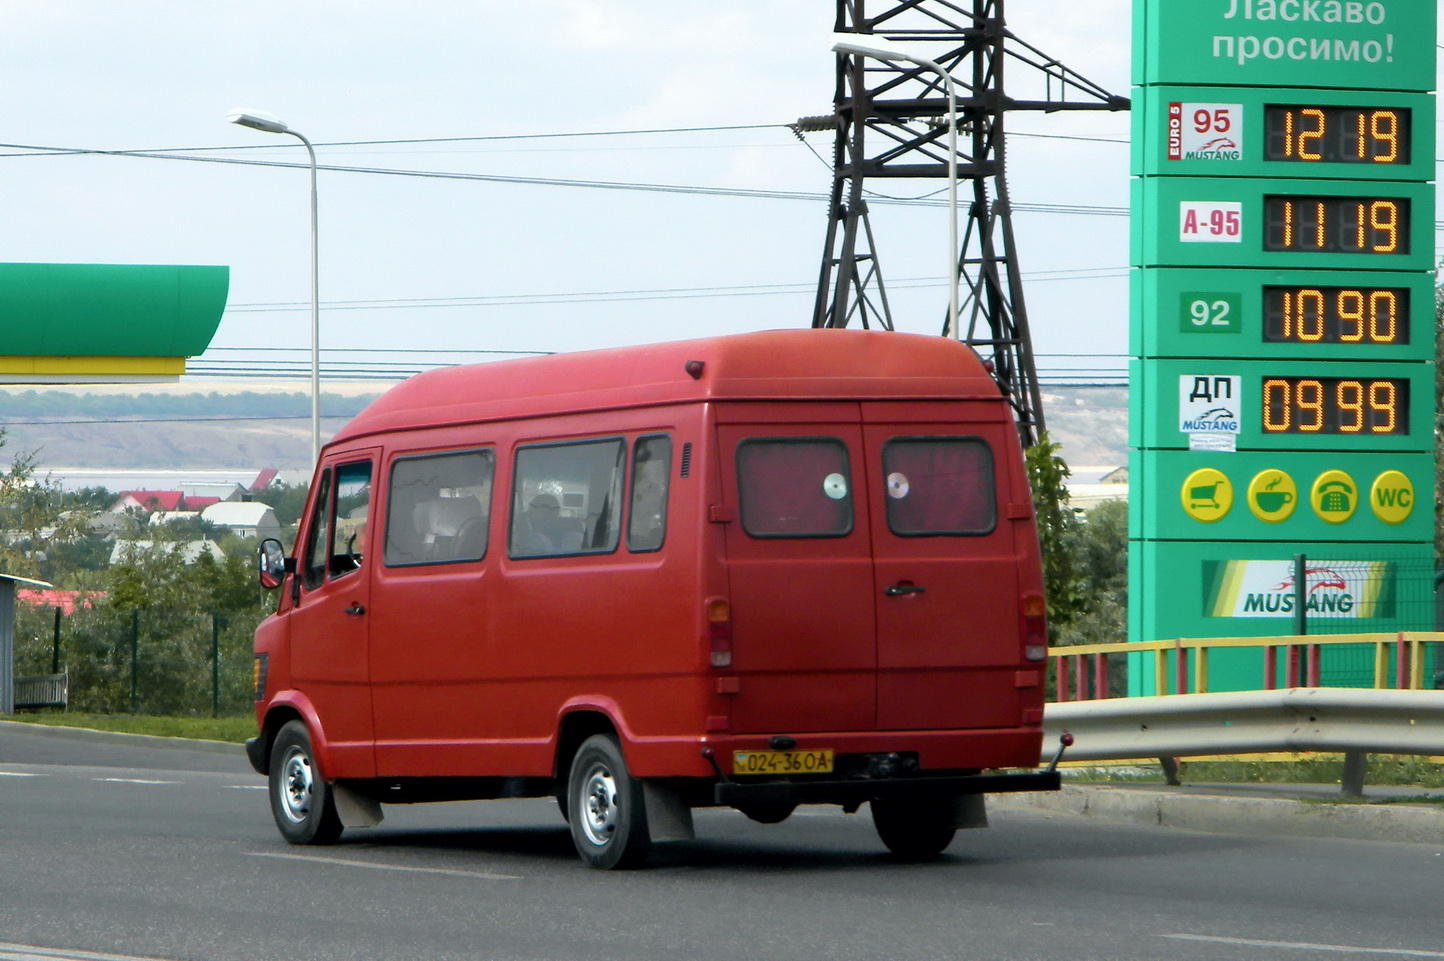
<box><xmin>882</xmin><ymin>437</ymin><xmax>996</xmax><ymax>535</ymax></box>
<box><xmin>384</xmin><ymin>449</ymin><xmax>495</xmax><ymax>566</ymax></box>
<box><xmin>301</xmin><ymin>469</ymin><xmax>334</xmax><ymax>590</ymax></box>
<box><xmin>627</xmin><ymin>435</ymin><xmax>671</xmax><ymax>553</ymax></box>
<box><xmin>329</xmin><ymin>462</ymin><xmax>373</xmax><ymax>577</ymax></box>
<box><xmin>737</xmin><ymin>438</ymin><xmax>853</xmax><ymax>538</ymax></box>
<box><xmin>510</xmin><ymin>439</ymin><xmax>625</xmax><ymax>557</ymax></box>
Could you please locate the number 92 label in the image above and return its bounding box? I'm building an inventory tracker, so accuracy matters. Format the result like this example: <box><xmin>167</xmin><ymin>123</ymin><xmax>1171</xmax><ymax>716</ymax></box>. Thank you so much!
<box><xmin>1180</xmin><ymin>293</ymin><xmax>1241</xmax><ymax>333</ymax></box>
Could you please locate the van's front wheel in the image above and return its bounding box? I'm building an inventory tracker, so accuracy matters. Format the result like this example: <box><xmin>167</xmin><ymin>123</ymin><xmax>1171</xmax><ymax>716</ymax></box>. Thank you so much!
<box><xmin>269</xmin><ymin>720</ymin><xmax>343</xmax><ymax>845</ymax></box>
<box><xmin>870</xmin><ymin>796</ymin><xmax>956</xmax><ymax>858</ymax></box>
<box><xmin>566</xmin><ymin>734</ymin><xmax>651</xmax><ymax>869</ymax></box>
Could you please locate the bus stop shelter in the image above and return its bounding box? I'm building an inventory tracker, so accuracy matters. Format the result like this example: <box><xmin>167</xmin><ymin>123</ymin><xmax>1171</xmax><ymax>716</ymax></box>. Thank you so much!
<box><xmin>0</xmin><ymin>572</ymin><xmax>55</xmax><ymax>715</ymax></box>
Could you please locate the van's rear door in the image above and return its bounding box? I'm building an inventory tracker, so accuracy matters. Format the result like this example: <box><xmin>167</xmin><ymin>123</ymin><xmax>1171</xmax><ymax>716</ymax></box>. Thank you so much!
<box><xmin>862</xmin><ymin>405</ymin><xmax>1024</xmax><ymax>731</ymax></box>
<box><xmin>717</xmin><ymin>413</ymin><xmax>877</xmax><ymax>734</ymax></box>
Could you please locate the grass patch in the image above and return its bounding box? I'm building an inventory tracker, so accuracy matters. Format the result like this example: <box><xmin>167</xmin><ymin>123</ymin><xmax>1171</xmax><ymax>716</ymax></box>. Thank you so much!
<box><xmin>1177</xmin><ymin>755</ymin><xmax>1444</xmax><ymax>788</ymax></box>
<box><xmin>4</xmin><ymin>712</ymin><xmax>254</xmax><ymax>743</ymax></box>
<box><xmin>1064</xmin><ymin>755</ymin><xmax>1444</xmax><ymax>788</ymax></box>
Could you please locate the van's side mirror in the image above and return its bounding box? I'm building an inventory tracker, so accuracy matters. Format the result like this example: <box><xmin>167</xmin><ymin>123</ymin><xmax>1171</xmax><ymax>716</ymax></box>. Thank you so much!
<box><xmin>258</xmin><ymin>538</ymin><xmax>293</xmax><ymax>590</ymax></box>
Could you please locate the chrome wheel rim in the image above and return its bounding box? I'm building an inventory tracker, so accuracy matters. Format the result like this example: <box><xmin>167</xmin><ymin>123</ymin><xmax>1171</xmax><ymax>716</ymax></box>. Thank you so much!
<box><xmin>579</xmin><ymin>762</ymin><xmax>618</xmax><ymax>847</ymax></box>
<box><xmin>279</xmin><ymin>747</ymin><xmax>314</xmax><ymax>824</ymax></box>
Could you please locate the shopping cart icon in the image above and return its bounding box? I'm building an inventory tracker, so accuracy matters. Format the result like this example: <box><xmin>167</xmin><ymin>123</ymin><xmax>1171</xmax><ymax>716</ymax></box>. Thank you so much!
<box><xmin>1189</xmin><ymin>481</ymin><xmax>1223</xmax><ymax>508</ymax></box>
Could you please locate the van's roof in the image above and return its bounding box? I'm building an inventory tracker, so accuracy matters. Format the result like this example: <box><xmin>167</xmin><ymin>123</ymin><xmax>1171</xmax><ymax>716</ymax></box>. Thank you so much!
<box><xmin>332</xmin><ymin>328</ymin><xmax>1002</xmax><ymax>444</ymax></box>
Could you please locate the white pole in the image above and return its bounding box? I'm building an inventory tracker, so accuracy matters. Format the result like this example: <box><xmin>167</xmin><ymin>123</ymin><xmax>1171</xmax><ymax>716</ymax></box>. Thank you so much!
<box><xmin>225</xmin><ymin>111</ymin><xmax>322</xmax><ymax>470</ymax></box>
<box><xmin>293</xmin><ymin>131</ymin><xmax>321</xmax><ymax>469</ymax></box>
<box><xmin>832</xmin><ymin>41</ymin><xmax>960</xmax><ymax>339</ymax></box>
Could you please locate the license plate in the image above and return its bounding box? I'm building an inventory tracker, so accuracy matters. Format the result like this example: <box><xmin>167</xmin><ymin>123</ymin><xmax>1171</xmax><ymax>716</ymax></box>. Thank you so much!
<box><xmin>732</xmin><ymin>749</ymin><xmax>834</xmax><ymax>775</ymax></box>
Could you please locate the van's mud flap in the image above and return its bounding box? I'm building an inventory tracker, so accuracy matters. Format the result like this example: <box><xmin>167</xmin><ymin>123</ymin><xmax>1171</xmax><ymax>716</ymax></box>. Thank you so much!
<box><xmin>714</xmin><ymin>770</ymin><xmax>1061</xmax><ymax>807</ymax></box>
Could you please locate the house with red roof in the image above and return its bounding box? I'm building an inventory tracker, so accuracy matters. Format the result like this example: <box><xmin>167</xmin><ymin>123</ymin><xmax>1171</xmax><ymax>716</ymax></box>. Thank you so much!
<box><xmin>110</xmin><ymin>490</ymin><xmax>187</xmax><ymax>514</ymax></box>
<box><xmin>16</xmin><ymin>588</ymin><xmax>105</xmax><ymax>615</ymax></box>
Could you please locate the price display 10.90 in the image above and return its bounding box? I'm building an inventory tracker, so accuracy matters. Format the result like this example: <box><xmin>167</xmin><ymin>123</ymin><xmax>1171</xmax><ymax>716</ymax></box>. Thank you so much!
<box><xmin>1261</xmin><ymin>376</ymin><xmax>1407</xmax><ymax>435</ymax></box>
<box><xmin>1262</xmin><ymin>285</ymin><xmax>1408</xmax><ymax>345</ymax></box>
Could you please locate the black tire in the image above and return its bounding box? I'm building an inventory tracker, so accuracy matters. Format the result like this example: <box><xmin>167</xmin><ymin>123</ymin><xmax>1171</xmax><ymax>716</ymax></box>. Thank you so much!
<box><xmin>268</xmin><ymin>720</ymin><xmax>344</xmax><ymax>845</ymax></box>
<box><xmin>870</xmin><ymin>797</ymin><xmax>957</xmax><ymax>859</ymax></box>
<box><xmin>566</xmin><ymin>734</ymin><xmax>651</xmax><ymax>869</ymax></box>
<box><xmin>737</xmin><ymin>800</ymin><xmax>798</xmax><ymax>824</ymax></box>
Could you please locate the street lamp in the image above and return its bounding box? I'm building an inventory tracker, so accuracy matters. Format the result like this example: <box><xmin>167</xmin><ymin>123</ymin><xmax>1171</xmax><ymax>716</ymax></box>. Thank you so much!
<box><xmin>830</xmin><ymin>37</ymin><xmax>961</xmax><ymax>340</ymax></box>
<box><xmin>226</xmin><ymin>108</ymin><xmax>322</xmax><ymax>468</ymax></box>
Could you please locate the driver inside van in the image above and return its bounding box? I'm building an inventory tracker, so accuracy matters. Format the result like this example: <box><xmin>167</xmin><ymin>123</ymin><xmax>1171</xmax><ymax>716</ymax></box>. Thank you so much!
<box><xmin>514</xmin><ymin>492</ymin><xmax>565</xmax><ymax>554</ymax></box>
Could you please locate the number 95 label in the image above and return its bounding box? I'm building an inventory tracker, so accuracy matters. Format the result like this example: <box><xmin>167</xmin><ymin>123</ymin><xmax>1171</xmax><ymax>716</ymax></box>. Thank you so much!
<box><xmin>1180</xmin><ymin>201</ymin><xmax>1242</xmax><ymax>243</ymax></box>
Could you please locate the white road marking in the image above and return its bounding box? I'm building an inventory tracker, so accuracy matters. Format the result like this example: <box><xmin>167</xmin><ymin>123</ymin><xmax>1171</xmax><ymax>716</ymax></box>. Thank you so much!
<box><xmin>0</xmin><ymin>941</ymin><xmax>180</xmax><ymax>961</ymax></box>
<box><xmin>224</xmin><ymin>784</ymin><xmax>266</xmax><ymax>790</ymax></box>
<box><xmin>1162</xmin><ymin>933</ymin><xmax>1444</xmax><ymax>957</ymax></box>
<box><xmin>0</xmin><ymin>771</ymin><xmax>43</xmax><ymax>778</ymax></box>
<box><xmin>248</xmin><ymin>850</ymin><xmax>521</xmax><ymax>880</ymax></box>
<box><xmin>94</xmin><ymin>778</ymin><xmax>176</xmax><ymax>786</ymax></box>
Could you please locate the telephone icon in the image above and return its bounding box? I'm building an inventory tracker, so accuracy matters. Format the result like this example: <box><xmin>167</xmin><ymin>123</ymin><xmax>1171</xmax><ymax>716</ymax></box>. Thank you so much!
<box><xmin>1318</xmin><ymin>481</ymin><xmax>1353</xmax><ymax>513</ymax></box>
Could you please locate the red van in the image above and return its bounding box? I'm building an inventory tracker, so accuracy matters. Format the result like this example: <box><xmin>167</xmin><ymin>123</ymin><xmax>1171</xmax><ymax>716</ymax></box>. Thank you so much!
<box><xmin>248</xmin><ymin>328</ymin><xmax>1061</xmax><ymax>869</ymax></box>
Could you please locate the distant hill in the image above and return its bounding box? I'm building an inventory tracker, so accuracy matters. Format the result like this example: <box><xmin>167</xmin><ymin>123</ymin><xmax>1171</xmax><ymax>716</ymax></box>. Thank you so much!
<box><xmin>0</xmin><ymin>390</ymin><xmax>380</xmax><ymax>473</ymax></box>
<box><xmin>1040</xmin><ymin>388</ymin><xmax>1129</xmax><ymax>467</ymax></box>
<box><xmin>0</xmin><ymin>386</ymin><xmax>1129</xmax><ymax>478</ymax></box>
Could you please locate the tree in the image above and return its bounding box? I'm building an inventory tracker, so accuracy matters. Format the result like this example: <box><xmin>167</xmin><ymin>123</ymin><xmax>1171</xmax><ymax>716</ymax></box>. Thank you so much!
<box><xmin>1056</xmin><ymin>498</ymin><xmax>1128</xmax><ymax>648</ymax></box>
<box><xmin>1025</xmin><ymin>432</ymin><xmax>1085</xmax><ymax>642</ymax></box>
<box><xmin>0</xmin><ymin>430</ymin><xmax>94</xmax><ymax>579</ymax></box>
<box><xmin>249</xmin><ymin>481</ymin><xmax>310</xmax><ymax>541</ymax></box>
<box><xmin>1435</xmin><ymin>283</ymin><xmax>1443</xmax><ymax>554</ymax></box>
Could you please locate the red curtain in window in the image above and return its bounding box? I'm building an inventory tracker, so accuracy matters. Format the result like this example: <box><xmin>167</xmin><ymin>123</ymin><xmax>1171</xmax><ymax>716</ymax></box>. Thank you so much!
<box><xmin>884</xmin><ymin>440</ymin><xmax>994</xmax><ymax>534</ymax></box>
<box><xmin>738</xmin><ymin>441</ymin><xmax>852</xmax><ymax>536</ymax></box>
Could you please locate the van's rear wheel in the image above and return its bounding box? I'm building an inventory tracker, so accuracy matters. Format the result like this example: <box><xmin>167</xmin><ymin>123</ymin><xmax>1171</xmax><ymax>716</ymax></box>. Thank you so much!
<box><xmin>738</xmin><ymin>800</ymin><xmax>797</xmax><ymax>824</ymax></box>
<box><xmin>870</xmin><ymin>797</ymin><xmax>956</xmax><ymax>858</ymax></box>
<box><xmin>269</xmin><ymin>720</ymin><xmax>343</xmax><ymax>845</ymax></box>
<box><xmin>566</xmin><ymin>734</ymin><xmax>651</xmax><ymax>869</ymax></box>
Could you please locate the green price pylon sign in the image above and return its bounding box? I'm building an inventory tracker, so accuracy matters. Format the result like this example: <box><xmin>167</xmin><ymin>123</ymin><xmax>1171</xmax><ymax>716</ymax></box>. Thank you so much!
<box><xmin>1127</xmin><ymin>0</ymin><xmax>1436</xmax><ymax>693</ymax></box>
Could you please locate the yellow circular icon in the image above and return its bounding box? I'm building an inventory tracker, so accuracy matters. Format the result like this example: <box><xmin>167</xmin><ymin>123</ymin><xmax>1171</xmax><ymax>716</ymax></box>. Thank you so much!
<box><xmin>1310</xmin><ymin>469</ymin><xmax>1358</xmax><ymax>524</ymax></box>
<box><xmin>1369</xmin><ymin>470</ymin><xmax>1415</xmax><ymax>525</ymax></box>
<box><xmin>1246</xmin><ymin>468</ymin><xmax>1298</xmax><ymax>523</ymax></box>
<box><xmin>1181</xmin><ymin>468</ymin><xmax>1233</xmax><ymax>522</ymax></box>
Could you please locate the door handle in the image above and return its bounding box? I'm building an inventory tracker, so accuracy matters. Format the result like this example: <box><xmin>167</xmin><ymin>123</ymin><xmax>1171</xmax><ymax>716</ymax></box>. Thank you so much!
<box><xmin>884</xmin><ymin>584</ymin><xmax>926</xmax><ymax>596</ymax></box>
<box><xmin>344</xmin><ymin>604</ymin><xmax>366</xmax><ymax>616</ymax></box>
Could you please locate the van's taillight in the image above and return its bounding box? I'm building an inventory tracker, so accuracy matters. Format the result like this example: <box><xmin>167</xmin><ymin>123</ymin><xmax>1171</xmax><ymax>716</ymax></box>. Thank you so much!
<box><xmin>706</xmin><ymin>597</ymin><xmax>733</xmax><ymax>668</ymax></box>
<box><xmin>1021</xmin><ymin>593</ymin><xmax>1047</xmax><ymax>662</ymax></box>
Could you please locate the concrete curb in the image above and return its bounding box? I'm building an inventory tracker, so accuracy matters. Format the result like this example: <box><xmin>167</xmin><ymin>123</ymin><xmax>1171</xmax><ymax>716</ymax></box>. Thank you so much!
<box><xmin>993</xmin><ymin>784</ymin><xmax>1444</xmax><ymax>845</ymax></box>
<box><xmin>0</xmin><ymin>719</ymin><xmax>243</xmax><ymax>756</ymax></box>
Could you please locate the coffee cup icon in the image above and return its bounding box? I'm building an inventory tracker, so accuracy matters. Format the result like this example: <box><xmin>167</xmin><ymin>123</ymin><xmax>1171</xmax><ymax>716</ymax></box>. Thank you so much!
<box><xmin>1255</xmin><ymin>490</ymin><xmax>1293</xmax><ymax>512</ymax></box>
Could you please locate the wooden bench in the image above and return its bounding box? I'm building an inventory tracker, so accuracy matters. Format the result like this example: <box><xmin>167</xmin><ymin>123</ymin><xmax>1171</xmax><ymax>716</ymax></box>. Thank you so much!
<box><xmin>14</xmin><ymin>670</ymin><xmax>68</xmax><ymax>710</ymax></box>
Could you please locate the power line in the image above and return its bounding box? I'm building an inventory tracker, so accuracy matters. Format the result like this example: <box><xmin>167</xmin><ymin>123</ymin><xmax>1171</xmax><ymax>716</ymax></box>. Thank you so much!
<box><xmin>217</xmin><ymin>268</ymin><xmax>1130</xmax><ymax>316</ymax></box>
<box><xmin>0</xmin><ymin>122</ymin><xmax>1128</xmax><ymax>159</ymax></box>
<box><xmin>0</xmin><ymin>140</ymin><xmax>1129</xmax><ymax>217</ymax></box>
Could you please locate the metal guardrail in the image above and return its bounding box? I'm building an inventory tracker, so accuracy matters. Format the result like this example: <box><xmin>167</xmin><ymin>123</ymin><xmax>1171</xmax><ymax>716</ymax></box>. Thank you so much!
<box><xmin>1045</xmin><ymin>687</ymin><xmax>1444</xmax><ymax>796</ymax></box>
<box><xmin>1046</xmin><ymin>688</ymin><xmax>1444</xmax><ymax>760</ymax></box>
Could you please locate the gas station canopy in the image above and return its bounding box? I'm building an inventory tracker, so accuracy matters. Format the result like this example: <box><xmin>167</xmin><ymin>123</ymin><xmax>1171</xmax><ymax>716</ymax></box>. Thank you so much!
<box><xmin>0</xmin><ymin>263</ymin><xmax>228</xmax><ymax>383</ymax></box>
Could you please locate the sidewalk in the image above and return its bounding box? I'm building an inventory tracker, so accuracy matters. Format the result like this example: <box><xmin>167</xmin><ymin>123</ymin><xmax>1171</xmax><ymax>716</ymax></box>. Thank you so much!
<box><xmin>993</xmin><ymin>779</ymin><xmax>1444</xmax><ymax>845</ymax></box>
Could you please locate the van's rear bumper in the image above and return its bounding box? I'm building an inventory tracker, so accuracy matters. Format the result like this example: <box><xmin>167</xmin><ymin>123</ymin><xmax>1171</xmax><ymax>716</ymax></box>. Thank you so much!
<box><xmin>713</xmin><ymin>769</ymin><xmax>1060</xmax><ymax>807</ymax></box>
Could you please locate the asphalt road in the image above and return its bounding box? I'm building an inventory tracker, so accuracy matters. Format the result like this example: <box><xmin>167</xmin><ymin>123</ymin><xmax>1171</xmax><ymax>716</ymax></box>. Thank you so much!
<box><xmin>2</xmin><ymin>724</ymin><xmax>1443</xmax><ymax>961</ymax></box>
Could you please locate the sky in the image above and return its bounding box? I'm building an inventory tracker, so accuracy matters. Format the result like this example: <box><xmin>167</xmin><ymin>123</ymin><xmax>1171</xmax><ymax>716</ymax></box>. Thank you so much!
<box><xmin>0</xmin><ymin>1</ymin><xmax>1139</xmax><ymax>392</ymax></box>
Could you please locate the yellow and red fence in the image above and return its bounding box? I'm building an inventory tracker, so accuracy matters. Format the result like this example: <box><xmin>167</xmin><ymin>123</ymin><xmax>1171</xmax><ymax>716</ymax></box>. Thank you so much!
<box><xmin>1049</xmin><ymin>632</ymin><xmax>1441</xmax><ymax>701</ymax></box>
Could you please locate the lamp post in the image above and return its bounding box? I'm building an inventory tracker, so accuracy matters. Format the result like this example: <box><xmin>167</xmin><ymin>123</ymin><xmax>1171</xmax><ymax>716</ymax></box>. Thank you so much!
<box><xmin>830</xmin><ymin>38</ymin><xmax>960</xmax><ymax>341</ymax></box>
<box><xmin>226</xmin><ymin>109</ymin><xmax>322</xmax><ymax>468</ymax></box>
